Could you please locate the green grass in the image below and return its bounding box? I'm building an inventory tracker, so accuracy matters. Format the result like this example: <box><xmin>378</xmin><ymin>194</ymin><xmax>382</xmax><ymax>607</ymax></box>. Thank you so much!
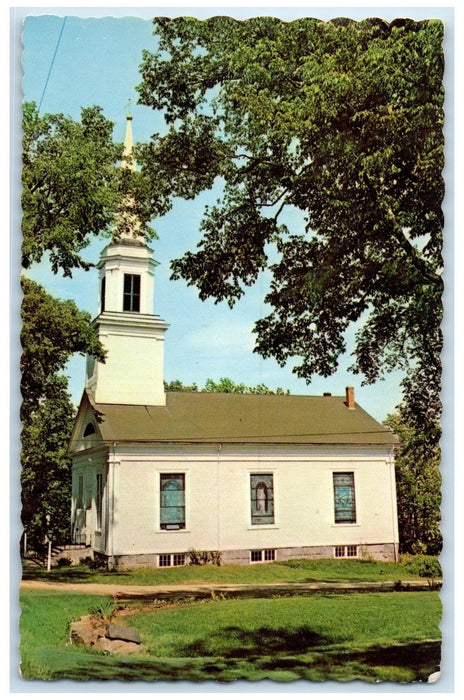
<box><xmin>22</xmin><ymin>555</ymin><xmax>441</xmax><ymax>586</ymax></box>
<box><xmin>19</xmin><ymin>589</ymin><xmax>442</xmax><ymax>683</ymax></box>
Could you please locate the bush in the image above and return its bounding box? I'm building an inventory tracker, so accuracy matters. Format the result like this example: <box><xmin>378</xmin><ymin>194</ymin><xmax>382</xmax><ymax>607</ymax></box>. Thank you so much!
<box><xmin>399</xmin><ymin>554</ymin><xmax>442</xmax><ymax>579</ymax></box>
<box><xmin>55</xmin><ymin>556</ymin><xmax>72</xmax><ymax>568</ymax></box>
<box><xmin>79</xmin><ymin>555</ymin><xmax>101</xmax><ymax>570</ymax></box>
<box><xmin>187</xmin><ymin>549</ymin><xmax>222</xmax><ymax>566</ymax></box>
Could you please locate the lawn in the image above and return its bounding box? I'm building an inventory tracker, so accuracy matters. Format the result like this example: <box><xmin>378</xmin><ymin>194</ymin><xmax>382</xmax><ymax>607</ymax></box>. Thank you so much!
<box><xmin>21</xmin><ymin>555</ymin><xmax>441</xmax><ymax>586</ymax></box>
<box><xmin>19</xmin><ymin>589</ymin><xmax>442</xmax><ymax>683</ymax></box>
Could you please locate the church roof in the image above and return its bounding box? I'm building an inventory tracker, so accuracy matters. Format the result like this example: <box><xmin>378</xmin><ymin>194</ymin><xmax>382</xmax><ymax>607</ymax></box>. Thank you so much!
<box><xmin>76</xmin><ymin>390</ymin><xmax>397</xmax><ymax>448</ymax></box>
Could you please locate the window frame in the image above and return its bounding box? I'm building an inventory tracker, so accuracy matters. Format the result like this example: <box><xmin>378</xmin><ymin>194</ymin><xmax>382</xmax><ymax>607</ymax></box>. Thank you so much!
<box><xmin>101</xmin><ymin>275</ymin><xmax>106</xmax><ymax>313</ymax></box>
<box><xmin>250</xmin><ymin>473</ymin><xmax>275</xmax><ymax>526</ymax></box>
<box><xmin>123</xmin><ymin>273</ymin><xmax>141</xmax><ymax>312</ymax></box>
<box><xmin>96</xmin><ymin>472</ymin><xmax>104</xmax><ymax>531</ymax></box>
<box><xmin>76</xmin><ymin>474</ymin><xmax>84</xmax><ymax>509</ymax></box>
<box><xmin>160</xmin><ymin>473</ymin><xmax>186</xmax><ymax>531</ymax></box>
<box><xmin>333</xmin><ymin>471</ymin><xmax>357</xmax><ymax>524</ymax></box>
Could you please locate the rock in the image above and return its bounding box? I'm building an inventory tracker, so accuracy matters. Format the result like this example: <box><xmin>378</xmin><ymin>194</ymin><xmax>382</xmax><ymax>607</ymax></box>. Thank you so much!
<box><xmin>95</xmin><ymin>637</ymin><xmax>143</xmax><ymax>655</ymax></box>
<box><xmin>105</xmin><ymin>623</ymin><xmax>140</xmax><ymax>644</ymax></box>
<box><xmin>70</xmin><ymin>615</ymin><xmax>104</xmax><ymax>647</ymax></box>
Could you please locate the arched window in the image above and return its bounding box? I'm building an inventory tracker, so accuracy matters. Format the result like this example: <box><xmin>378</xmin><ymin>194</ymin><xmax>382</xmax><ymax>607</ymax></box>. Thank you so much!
<box><xmin>250</xmin><ymin>474</ymin><xmax>274</xmax><ymax>525</ymax></box>
<box><xmin>160</xmin><ymin>474</ymin><xmax>185</xmax><ymax>530</ymax></box>
<box><xmin>83</xmin><ymin>422</ymin><xmax>96</xmax><ymax>437</ymax></box>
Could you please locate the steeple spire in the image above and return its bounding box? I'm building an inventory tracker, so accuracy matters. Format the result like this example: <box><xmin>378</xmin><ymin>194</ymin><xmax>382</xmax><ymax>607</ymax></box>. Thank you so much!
<box><xmin>113</xmin><ymin>114</ymin><xmax>144</xmax><ymax>243</ymax></box>
<box><xmin>121</xmin><ymin>114</ymin><xmax>136</xmax><ymax>171</ymax></box>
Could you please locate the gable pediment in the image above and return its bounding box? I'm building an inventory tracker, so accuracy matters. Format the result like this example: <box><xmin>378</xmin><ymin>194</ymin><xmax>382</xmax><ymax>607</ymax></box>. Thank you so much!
<box><xmin>68</xmin><ymin>391</ymin><xmax>104</xmax><ymax>454</ymax></box>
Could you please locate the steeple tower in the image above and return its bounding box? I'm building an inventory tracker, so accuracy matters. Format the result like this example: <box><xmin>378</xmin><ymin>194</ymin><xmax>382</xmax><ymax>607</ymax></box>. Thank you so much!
<box><xmin>85</xmin><ymin>115</ymin><xmax>168</xmax><ymax>406</ymax></box>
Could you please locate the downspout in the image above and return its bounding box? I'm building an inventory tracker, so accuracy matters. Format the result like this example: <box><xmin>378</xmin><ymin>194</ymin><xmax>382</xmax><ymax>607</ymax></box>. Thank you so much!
<box><xmin>216</xmin><ymin>443</ymin><xmax>222</xmax><ymax>553</ymax></box>
<box><xmin>107</xmin><ymin>442</ymin><xmax>116</xmax><ymax>570</ymax></box>
<box><xmin>388</xmin><ymin>448</ymin><xmax>399</xmax><ymax>562</ymax></box>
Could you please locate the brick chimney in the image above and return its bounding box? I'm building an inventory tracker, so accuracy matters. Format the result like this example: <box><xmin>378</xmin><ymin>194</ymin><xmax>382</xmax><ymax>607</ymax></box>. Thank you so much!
<box><xmin>345</xmin><ymin>386</ymin><xmax>355</xmax><ymax>409</ymax></box>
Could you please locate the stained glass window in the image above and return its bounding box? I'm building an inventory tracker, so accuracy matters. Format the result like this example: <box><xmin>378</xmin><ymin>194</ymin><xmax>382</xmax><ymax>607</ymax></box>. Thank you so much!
<box><xmin>160</xmin><ymin>474</ymin><xmax>185</xmax><ymax>530</ymax></box>
<box><xmin>333</xmin><ymin>472</ymin><xmax>356</xmax><ymax>523</ymax></box>
<box><xmin>250</xmin><ymin>474</ymin><xmax>274</xmax><ymax>525</ymax></box>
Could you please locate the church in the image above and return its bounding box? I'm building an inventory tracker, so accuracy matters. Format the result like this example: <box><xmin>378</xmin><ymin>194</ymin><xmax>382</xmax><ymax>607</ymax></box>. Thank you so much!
<box><xmin>68</xmin><ymin>117</ymin><xmax>399</xmax><ymax>569</ymax></box>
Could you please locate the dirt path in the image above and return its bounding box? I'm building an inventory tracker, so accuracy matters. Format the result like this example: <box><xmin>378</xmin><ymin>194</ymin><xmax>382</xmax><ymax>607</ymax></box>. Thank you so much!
<box><xmin>20</xmin><ymin>579</ymin><xmax>434</xmax><ymax>597</ymax></box>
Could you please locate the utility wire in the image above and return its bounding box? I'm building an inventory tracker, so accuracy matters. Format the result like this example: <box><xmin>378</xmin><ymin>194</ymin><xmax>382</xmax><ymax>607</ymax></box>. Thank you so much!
<box><xmin>38</xmin><ymin>17</ymin><xmax>67</xmax><ymax>113</ymax></box>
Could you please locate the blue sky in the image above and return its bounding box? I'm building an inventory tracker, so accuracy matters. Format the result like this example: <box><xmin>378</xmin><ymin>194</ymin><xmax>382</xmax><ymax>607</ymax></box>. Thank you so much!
<box><xmin>19</xmin><ymin>8</ymin><xmax>451</xmax><ymax>422</ymax></box>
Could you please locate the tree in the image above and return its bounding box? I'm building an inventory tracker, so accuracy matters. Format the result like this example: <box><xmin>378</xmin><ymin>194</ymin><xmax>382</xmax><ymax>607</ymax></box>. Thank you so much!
<box><xmin>385</xmin><ymin>411</ymin><xmax>441</xmax><ymax>555</ymax></box>
<box><xmin>20</xmin><ymin>375</ymin><xmax>76</xmax><ymax>555</ymax></box>
<box><xmin>165</xmin><ymin>377</ymin><xmax>288</xmax><ymax>394</ymax></box>
<box><xmin>21</xmin><ymin>102</ymin><xmax>166</xmax><ymax>276</ymax></box>
<box><xmin>136</xmin><ymin>17</ymin><xmax>444</xmax><ymax>433</ymax></box>
<box><xmin>20</xmin><ymin>278</ymin><xmax>107</xmax><ymax>553</ymax></box>
<box><xmin>20</xmin><ymin>278</ymin><xmax>106</xmax><ymax>420</ymax></box>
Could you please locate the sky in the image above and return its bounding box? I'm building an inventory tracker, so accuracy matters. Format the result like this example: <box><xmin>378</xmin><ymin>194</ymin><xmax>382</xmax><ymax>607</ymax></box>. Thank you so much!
<box><xmin>17</xmin><ymin>6</ymin><xmax>453</xmax><ymax>423</ymax></box>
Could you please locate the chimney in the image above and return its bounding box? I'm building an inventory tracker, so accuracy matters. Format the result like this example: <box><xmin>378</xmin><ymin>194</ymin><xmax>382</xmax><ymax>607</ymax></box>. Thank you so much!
<box><xmin>345</xmin><ymin>386</ymin><xmax>355</xmax><ymax>409</ymax></box>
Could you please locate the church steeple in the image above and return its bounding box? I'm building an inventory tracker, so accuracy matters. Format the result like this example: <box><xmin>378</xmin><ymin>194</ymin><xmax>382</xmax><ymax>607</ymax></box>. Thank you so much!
<box><xmin>85</xmin><ymin>115</ymin><xmax>168</xmax><ymax>406</ymax></box>
<box><xmin>121</xmin><ymin>113</ymin><xmax>136</xmax><ymax>171</ymax></box>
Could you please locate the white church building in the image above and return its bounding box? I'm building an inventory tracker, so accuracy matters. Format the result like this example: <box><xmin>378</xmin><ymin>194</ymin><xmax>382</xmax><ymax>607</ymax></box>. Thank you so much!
<box><xmin>68</xmin><ymin>117</ymin><xmax>399</xmax><ymax>569</ymax></box>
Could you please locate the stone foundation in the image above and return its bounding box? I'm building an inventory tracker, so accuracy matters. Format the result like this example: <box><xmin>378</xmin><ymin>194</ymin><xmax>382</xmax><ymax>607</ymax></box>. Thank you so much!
<box><xmin>93</xmin><ymin>542</ymin><xmax>397</xmax><ymax>570</ymax></box>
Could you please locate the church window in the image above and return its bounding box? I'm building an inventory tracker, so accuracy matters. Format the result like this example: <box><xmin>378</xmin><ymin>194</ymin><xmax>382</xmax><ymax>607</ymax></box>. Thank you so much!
<box><xmin>101</xmin><ymin>276</ymin><xmax>106</xmax><ymax>312</ymax></box>
<box><xmin>123</xmin><ymin>273</ymin><xmax>140</xmax><ymax>312</ymax></box>
<box><xmin>333</xmin><ymin>472</ymin><xmax>356</xmax><ymax>523</ymax></box>
<box><xmin>250</xmin><ymin>474</ymin><xmax>274</xmax><ymax>525</ymax></box>
<box><xmin>83</xmin><ymin>422</ymin><xmax>96</xmax><ymax>437</ymax></box>
<box><xmin>96</xmin><ymin>473</ymin><xmax>104</xmax><ymax>530</ymax></box>
<box><xmin>160</xmin><ymin>474</ymin><xmax>185</xmax><ymax>530</ymax></box>
<box><xmin>76</xmin><ymin>475</ymin><xmax>84</xmax><ymax>509</ymax></box>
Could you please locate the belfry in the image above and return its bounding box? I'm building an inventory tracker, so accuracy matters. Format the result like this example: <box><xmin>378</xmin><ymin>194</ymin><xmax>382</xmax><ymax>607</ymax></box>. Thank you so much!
<box><xmin>85</xmin><ymin>115</ymin><xmax>168</xmax><ymax>406</ymax></box>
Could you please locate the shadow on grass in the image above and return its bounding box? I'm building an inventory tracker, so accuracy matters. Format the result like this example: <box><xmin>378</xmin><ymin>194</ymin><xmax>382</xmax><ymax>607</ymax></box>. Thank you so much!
<box><xmin>21</xmin><ymin>562</ymin><xmax>132</xmax><ymax>583</ymax></box>
<box><xmin>29</xmin><ymin>639</ymin><xmax>441</xmax><ymax>683</ymax></box>
<box><xmin>177</xmin><ymin>624</ymin><xmax>333</xmax><ymax>658</ymax></box>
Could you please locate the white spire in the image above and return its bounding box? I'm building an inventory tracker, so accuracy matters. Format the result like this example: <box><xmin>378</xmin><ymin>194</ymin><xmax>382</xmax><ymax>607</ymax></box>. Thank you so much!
<box><xmin>113</xmin><ymin>114</ymin><xmax>144</xmax><ymax>243</ymax></box>
<box><xmin>121</xmin><ymin>114</ymin><xmax>136</xmax><ymax>171</ymax></box>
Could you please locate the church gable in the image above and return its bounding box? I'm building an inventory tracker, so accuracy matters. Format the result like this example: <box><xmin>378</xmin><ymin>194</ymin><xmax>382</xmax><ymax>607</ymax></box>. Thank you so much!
<box><xmin>68</xmin><ymin>391</ymin><xmax>104</xmax><ymax>454</ymax></box>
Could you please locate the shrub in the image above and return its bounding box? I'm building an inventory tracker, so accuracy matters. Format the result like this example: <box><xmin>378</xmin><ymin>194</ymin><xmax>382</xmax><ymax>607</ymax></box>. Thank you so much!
<box><xmin>55</xmin><ymin>556</ymin><xmax>72</xmax><ymax>568</ymax></box>
<box><xmin>399</xmin><ymin>554</ymin><xmax>442</xmax><ymax>579</ymax></box>
<box><xmin>187</xmin><ymin>549</ymin><xmax>222</xmax><ymax>566</ymax></box>
<box><xmin>79</xmin><ymin>555</ymin><xmax>101</xmax><ymax>570</ymax></box>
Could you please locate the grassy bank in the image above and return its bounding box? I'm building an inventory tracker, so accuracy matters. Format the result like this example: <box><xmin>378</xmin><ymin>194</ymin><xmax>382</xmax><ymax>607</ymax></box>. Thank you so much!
<box><xmin>19</xmin><ymin>589</ymin><xmax>441</xmax><ymax>683</ymax></box>
<box><xmin>21</xmin><ymin>555</ymin><xmax>441</xmax><ymax>586</ymax></box>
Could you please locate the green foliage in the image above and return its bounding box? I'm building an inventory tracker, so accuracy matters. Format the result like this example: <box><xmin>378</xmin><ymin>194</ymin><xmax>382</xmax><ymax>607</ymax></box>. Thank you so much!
<box><xmin>89</xmin><ymin>599</ymin><xmax>117</xmax><ymax>622</ymax></box>
<box><xmin>21</xmin><ymin>102</ymin><xmax>164</xmax><ymax>276</ymax></box>
<box><xmin>56</xmin><ymin>556</ymin><xmax>73</xmax><ymax>568</ymax></box>
<box><xmin>399</xmin><ymin>554</ymin><xmax>442</xmax><ymax>579</ymax></box>
<box><xmin>20</xmin><ymin>277</ymin><xmax>105</xmax><ymax>418</ymax></box>
<box><xmin>187</xmin><ymin>548</ymin><xmax>222</xmax><ymax>566</ymax></box>
<box><xmin>137</xmin><ymin>16</ymin><xmax>444</xmax><ymax>429</ymax></box>
<box><xmin>20</xmin><ymin>279</ymin><xmax>106</xmax><ymax>553</ymax></box>
<box><xmin>386</xmin><ymin>412</ymin><xmax>442</xmax><ymax>555</ymax></box>
<box><xmin>165</xmin><ymin>376</ymin><xmax>289</xmax><ymax>394</ymax></box>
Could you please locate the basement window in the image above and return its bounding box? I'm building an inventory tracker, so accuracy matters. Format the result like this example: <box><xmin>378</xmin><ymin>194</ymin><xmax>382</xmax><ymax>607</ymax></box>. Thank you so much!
<box><xmin>158</xmin><ymin>553</ymin><xmax>186</xmax><ymax>567</ymax></box>
<box><xmin>250</xmin><ymin>549</ymin><xmax>276</xmax><ymax>563</ymax></box>
<box><xmin>334</xmin><ymin>545</ymin><xmax>358</xmax><ymax>558</ymax></box>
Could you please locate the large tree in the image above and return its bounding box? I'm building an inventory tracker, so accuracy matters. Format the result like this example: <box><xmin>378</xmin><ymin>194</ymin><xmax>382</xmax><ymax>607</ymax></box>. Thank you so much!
<box><xmin>22</xmin><ymin>102</ymin><xmax>165</xmax><ymax>276</ymax></box>
<box><xmin>136</xmin><ymin>16</ymin><xmax>444</xmax><ymax>435</ymax></box>
<box><xmin>20</xmin><ymin>279</ymin><xmax>106</xmax><ymax>552</ymax></box>
<box><xmin>385</xmin><ymin>411</ymin><xmax>442</xmax><ymax>555</ymax></box>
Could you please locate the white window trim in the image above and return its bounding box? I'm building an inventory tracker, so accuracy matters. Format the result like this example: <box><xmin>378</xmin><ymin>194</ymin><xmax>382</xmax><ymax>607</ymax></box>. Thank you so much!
<box><xmin>248</xmin><ymin>469</ymin><xmax>278</xmax><ymax>528</ymax></box>
<box><xmin>155</xmin><ymin>469</ymin><xmax>190</xmax><ymax>533</ymax></box>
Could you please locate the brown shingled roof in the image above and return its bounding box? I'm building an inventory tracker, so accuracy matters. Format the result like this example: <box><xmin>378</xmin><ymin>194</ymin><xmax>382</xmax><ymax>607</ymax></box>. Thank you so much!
<box><xmin>85</xmin><ymin>391</ymin><xmax>397</xmax><ymax>446</ymax></box>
